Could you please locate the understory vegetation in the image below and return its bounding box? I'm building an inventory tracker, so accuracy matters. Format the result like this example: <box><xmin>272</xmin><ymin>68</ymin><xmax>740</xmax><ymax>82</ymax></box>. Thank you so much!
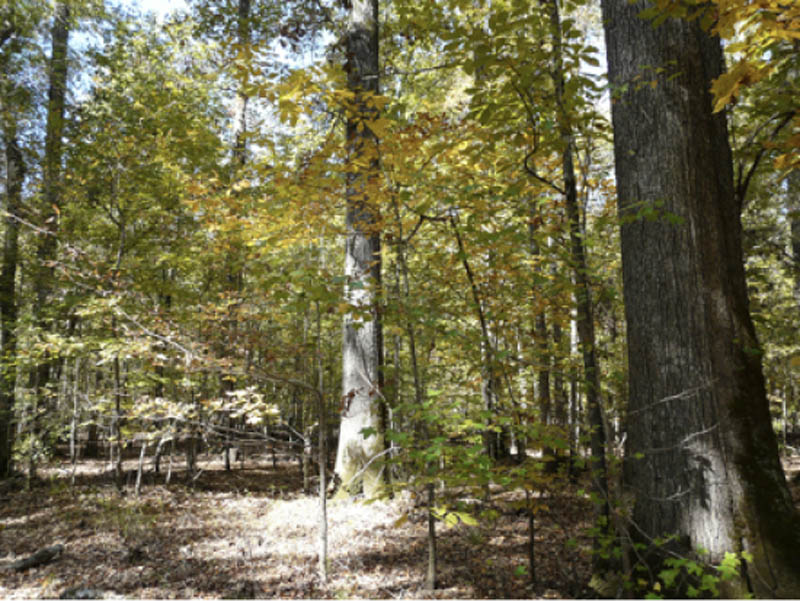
<box><xmin>1</xmin><ymin>0</ymin><xmax>799</xmax><ymax>598</ymax></box>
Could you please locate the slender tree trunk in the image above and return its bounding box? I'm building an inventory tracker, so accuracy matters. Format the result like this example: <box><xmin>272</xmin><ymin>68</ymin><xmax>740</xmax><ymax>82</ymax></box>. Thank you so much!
<box><xmin>0</xmin><ymin>128</ymin><xmax>23</xmax><ymax>477</ymax></box>
<box><xmin>221</xmin><ymin>0</ymin><xmax>251</xmax><ymax>474</ymax></box>
<box><xmin>135</xmin><ymin>439</ymin><xmax>146</xmax><ymax>497</ymax></box>
<box><xmin>31</xmin><ymin>0</ymin><xmax>70</xmax><ymax>398</ymax></box>
<box><xmin>27</xmin><ymin>1</ymin><xmax>70</xmax><ymax>479</ymax></box>
<box><xmin>526</xmin><ymin>488</ymin><xmax>536</xmax><ymax>585</ymax></box>
<box><xmin>113</xmin><ymin>351</ymin><xmax>123</xmax><ymax>489</ymax></box>
<box><xmin>335</xmin><ymin>0</ymin><xmax>385</xmax><ymax>498</ymax></box>
<box><xmin>315</xmin><ymin>298</ymin><xmax>328</xmax><ymax>583</ymax></box>
<box><xmin>425</xmin><ymin>482</ymin><xmax>437</xmax><ymax>590</ymax></box>
<box><xmin>546</xmin><ymin>0</ymin><xmax>610</xmax><ymax>561</ymax></box>
<box><xmin>232</xmin><ymin>0</ymin><xmax>250</xmax><ymax>172</ymax></box>
<box><xmin>552</xmin><ymin>319</ymin><xmax>568</xmax><ymax>462</ymax></box>
<box><xmin>529</xmin><ymin>211</ymin><xmax>553</xmax><ymax>461</ymax></box>
<box><xmin>450</xmin><ymin>216</ymin><xmax>504</xmax><ymax>460</ymax></box>
<box><xmin>602</xmin><ymin>1</ymin><xmax>800</xmax><ymax>595</ymax></box>
<box><xmin>789</xmin><ymin>170</ymin><xmax>800</xmax><ymax>307</ymax></box>
<box><xmin>69</xmin><ymin>356</ymin><xmax>79</xmax><ymax>484</ymax></box>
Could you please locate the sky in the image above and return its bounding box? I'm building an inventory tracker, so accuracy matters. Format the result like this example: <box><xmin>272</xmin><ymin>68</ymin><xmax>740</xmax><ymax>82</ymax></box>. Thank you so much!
<box><xmin>129</xmin><ymin>0</ymin><xmax>188</xmax><ymax>18</ymax></box>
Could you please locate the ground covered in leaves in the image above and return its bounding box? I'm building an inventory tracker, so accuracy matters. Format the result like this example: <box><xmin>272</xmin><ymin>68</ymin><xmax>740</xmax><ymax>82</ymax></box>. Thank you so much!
<box><xmin>0</xmin><ymin>451</ymin><xmax>595</xmax><ymax>599</ymax></box>
<box><xmin>2</xmin><ymin>453</ymin><xmax>799</xmax><ymax>599</ymax></box>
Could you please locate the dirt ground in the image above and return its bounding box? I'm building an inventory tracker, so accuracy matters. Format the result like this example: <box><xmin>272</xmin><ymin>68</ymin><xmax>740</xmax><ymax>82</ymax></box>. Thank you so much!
<box><xmin>1</xmin><ymin>453</ymin><xmax>799</xmax><ymax>599</ymax></box>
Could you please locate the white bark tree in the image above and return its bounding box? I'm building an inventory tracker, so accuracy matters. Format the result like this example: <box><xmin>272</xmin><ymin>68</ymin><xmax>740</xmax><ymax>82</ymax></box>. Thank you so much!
<box><xmin>334</xmin><ymin>0</ymin><xmax>385</xmax><ymax>498</ymax></box>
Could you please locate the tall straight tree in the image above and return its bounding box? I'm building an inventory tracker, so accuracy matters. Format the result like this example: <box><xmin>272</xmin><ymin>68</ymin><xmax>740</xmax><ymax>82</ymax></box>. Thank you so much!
<box><xmin>0</xmin><ymin>6</ymin><xmax>30</xmax><ymax>478</ymax></box>
<box><xmin>334</xmin><ymin>0</ymin><xmax>385</xmax><ymax>498</ymax></box>
<box><xmin>790</xmin><ymin>171</ymin><xmax>800</xmax><ymax>306</ymax></box>
<box><xmin>545</xmin><ymin>0</ymin><xmax>609</xmax><ymax>566</ymax></box>
<box><xmin>0</xmin><ymin>127</ymin><xmax>24</xmax><ymax>478</ymax></box>
<box><xmin>29</xmin><ymin>0</ymin><xmax>70</xmax><ymax>426</ymax></box>
<box><xmin>602</xmin><ymin>1</ymin><xmax>800</xmax><ymax>595</ymax></box>
<box><xmin>221</xmin><ymin>0</ymin><xmax>251</xmax><ymax>472</ymax></box>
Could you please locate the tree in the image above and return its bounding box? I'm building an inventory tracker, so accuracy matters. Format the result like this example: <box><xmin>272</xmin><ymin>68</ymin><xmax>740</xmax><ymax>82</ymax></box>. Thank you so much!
<box><xmin>0</xmin><ymin>124</ymin><xmax>24</xmax><ymax>479</ymax></box>
<box><xmin>0</xmin><ymin>1</ymin><xmax>36</xmax><ymax>478</ymax></box>
<box><xmin>25</xmin><ymin>0</ymin><xmax>70</xmax><ymax>477</ymax></box>
<box><xmin>544</xmin><ymin>0</ymin><xmax>609</xmax><ymax>569</ymax></box>
<box><xmin>789</xmin><ymin>170</ymin><xmax>800</xmax><ymax>307</ymax></box>
<box><xmin>601</xmin><ymin>0</ymin><xmax>800</xmax><ymax>595</ymax></box>
<box><xmin>334</xmin><ymin>0</ymin><xmax>385</xmax><ymax>498</ymax></box>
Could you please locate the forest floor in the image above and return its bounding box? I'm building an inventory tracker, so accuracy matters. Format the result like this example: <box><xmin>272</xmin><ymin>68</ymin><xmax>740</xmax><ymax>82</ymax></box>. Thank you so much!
<box><xmin>1</xmin><ymin>452</ymin><xmax>799</xmax><ymax>600</ymax></box>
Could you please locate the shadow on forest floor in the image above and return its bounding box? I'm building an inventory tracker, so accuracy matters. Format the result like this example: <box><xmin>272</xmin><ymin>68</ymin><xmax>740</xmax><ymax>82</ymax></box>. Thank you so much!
<box><xmin>1</xmin><ymin>454</ymin><xmax>798</xmax><ymax>599</ymax></box>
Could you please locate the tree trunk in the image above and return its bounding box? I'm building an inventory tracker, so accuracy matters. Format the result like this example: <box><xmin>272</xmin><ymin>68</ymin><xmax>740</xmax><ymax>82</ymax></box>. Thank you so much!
<box><xmin>449</xmin><ymin>216</ymin><xmax>505</xmax><ymax>461</ymax></box>
<box><xmin>552</xmin><ymin>319</ymin><xmax>568</xmax><ymax>463</ymax></box>
<box><xmin>232</xmin><ymin>0</ymin><xmax>250</xmax><ymax>172</ymax></box>
<box><xmin>27</xmin><ymin>0</ymin><xmax>70</xmax><ymax>477</ymax></box>
<box><xmin>789</xmin><ymin>170</ymin><xmax>800</xmax><ymax>307</ymax></box>
<box><xmin>113</xmin><ymin>353</ymin><xmax>123</xmax><ymax>490</ymax></box>
<box><xmin>334</xmin><ymin>0</ymin><xmax>385</xmax><ymax>498</ymax></box>
<box><xmin>602</xmin><ymin>1</ymin><xmax>800</xmax><ymax>595</ymax></box>
<box><xmin>529</xmin><ymin>212</ymin><xmax>553</xmax><ymax>462</ymax></box>
<box><xmin>315</xmin><ymin>298</ymin><xmax>328</xmax><ymax>583</ymax></box>
<box><xmin>546</xmin><ymin>0</ymin><xmax>609</xmax><ymax>564</ymax></box>
<box><xmin>425</xmin><ymin>482</ymin><xmax>437</xmax><ymax>590</ymax></box>
<box><xmin>0</xmin><ymin>127</ymin><xmax>24</xmax><ymax>477</ymax></box>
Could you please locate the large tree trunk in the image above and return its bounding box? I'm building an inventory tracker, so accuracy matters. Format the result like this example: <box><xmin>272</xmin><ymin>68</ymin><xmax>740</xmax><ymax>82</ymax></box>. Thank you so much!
<box><xmin>334</xmin><ymin>0</ymin><xmax>385</xmax><ymax>498</ymax></box>
<box><xmin>0</xmin><ymin>127</ymin><xmax>24</xmax><ymax>477</ymax></box>
<box><xmin>602</xmin><ymin>1</ymin><xmax>800</xmax><ymax>596</ymax></box>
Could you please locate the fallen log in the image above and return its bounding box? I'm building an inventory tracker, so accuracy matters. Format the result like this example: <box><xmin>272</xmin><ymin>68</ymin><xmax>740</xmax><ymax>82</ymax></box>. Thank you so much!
<box><xmin>5</xmin><ymin>544</ymin><xmax>64</xmax><ymax>572</ymax></box>
<box><xmin>59</xmin><ymin>587</ymin><xmax>106</xmax><ymax>599</ymax></box>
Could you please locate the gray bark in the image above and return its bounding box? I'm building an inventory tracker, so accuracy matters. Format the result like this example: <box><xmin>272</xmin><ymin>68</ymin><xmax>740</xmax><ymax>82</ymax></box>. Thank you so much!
<box><xmin>602</xmin><ymin>1</ymin><xmax>800</xmax><ymax>595</ymax></box>
<box><xmin>335</xmin><ymin>0</ymin><xmax>385</xmax><ymax>498</ymax></box>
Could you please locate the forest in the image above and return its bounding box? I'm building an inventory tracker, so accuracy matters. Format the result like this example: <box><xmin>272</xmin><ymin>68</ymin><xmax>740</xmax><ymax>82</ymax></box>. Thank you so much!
<box><xmin>0</xmin><ymin>0</ymin><xmax>799</xmax><ymax>598</ymax></box>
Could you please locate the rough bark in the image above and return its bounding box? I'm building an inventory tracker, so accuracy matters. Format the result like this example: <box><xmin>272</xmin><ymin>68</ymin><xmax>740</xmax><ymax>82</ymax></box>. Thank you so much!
<box><xmin>334</xmin><ymin>0</ymin><xmax>385</xmax><ymax>498</ymax></box>
<box><xmin>602</xmin><ymin>1</ymin><xmax>800</xmax><ymax>595</ymax></box>
<box><xmin>0</xmin><ymin>128</ymin><xmax>24</xmax><ymax>477</ymax></box>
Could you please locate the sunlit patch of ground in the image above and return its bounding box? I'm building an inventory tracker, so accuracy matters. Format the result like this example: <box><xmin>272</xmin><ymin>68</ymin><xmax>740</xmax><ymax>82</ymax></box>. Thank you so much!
<box><xmin>0</xmin><ymin>453</ymin><xmax>595</xmax><ymax>599</ymax></box>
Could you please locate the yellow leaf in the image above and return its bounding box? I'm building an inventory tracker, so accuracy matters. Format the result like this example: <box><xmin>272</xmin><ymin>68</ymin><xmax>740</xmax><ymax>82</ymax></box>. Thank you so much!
<box><xmin>392</xmin><ymin>513</ymin><xmax>410</xmax><ymax>528</ymax></box>
<box><xmin>366</xmin><ymin>118</ymin><xmax>392</xmax><ymax>138</ymax></box>
<box><xmin>710</xmin><ymin>61</ymin><xmax>765</xmax><ymax>113</ymax></box>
